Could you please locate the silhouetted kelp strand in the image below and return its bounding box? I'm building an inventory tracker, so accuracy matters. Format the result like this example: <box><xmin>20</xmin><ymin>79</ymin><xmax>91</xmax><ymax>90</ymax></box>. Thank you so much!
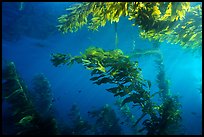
<box><xmin>3</xmin><ymin>62</ymin><xmax>59</xmax><ymax>135</ymax></box>
<box><xmin>88</xmin><ymin>104</ymin><xmax>122</xmax><ymax>135</ymax></box>
<box><xmin>3</xmin><ymin>62</ymin><xmax>33</xmax><ymax>111</ymax></box>
<box><xmin>3</xmin><ymin>62</ymin><xmax>37</xmax><ymax>133</ymax></box>
<box><xmin>30</xmin><ymin>73</ymin><xmax>54</xmax><ymax>118</ymax></box>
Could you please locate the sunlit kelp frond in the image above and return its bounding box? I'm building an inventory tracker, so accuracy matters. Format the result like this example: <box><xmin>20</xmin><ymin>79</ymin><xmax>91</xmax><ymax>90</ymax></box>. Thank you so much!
<box><xmin>58</xmin><ymin>2</ymin><xmax>202</xmax><ymax>50</ymax></box>
<box><xmin>157</xmin><ymin>2</ymin><xmax>190</xmax><ymax>22</ymax></box>
<box><xmin>137</xmin><ymin>2</ymin><xmax>189</xmax><ymax>35</ymax></box>
<box><xmin>58</xmin><ymin>2</ymin><xmax>134</xmax><ymax>32</ymax></box>
<box><xmin>50</xmin><ymin>47</ymin><xmax>159</xmax><ymax>134</ymax></box>
<box><xmin>130</xmin><ymin>2</ymin><xmax>191</xmax><ymax>39</ymax></box>
<box><xmin>168</xmin><ymin>5</ymin><xmax>202</xmax><ymax>49</ymax></box>
<box><xmin>51</xmin><ymin>46</ymin><xmax>184</xmax><ymax>134</ymax></box>
<box><xmin>58</xmin><ymin>2</ymin><xmax>190</xmax><ymax>33</ymax></box>
<box><xmin>51</xmin><ymin>47</ymin><xmax>149</xmax><ymax>100</ymax></box>
<box><xmin>51</xmin><ymin>47</ymin><xmax>146</xmax><ymax>89</ymax></box>
<box><xmin>139</xmin><ymin>3</ymin><xmax>202</xmax><ymax>49</ymax></box>
<box><xmin>57</xmin><ymin>2</ymin><xmax>156</xmax><ymax>32</ymax></box>
<box><xmin>57</xmin><ymin>2</ymin><xmax>92</xmax><ymax>33</ymax></box>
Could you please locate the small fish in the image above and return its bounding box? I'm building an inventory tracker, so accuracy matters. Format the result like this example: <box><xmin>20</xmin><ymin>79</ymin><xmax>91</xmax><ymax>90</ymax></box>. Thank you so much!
<box><xmin>34</xmin><ymin>42</ymin><xmax>47</xmax><ymax>48</ymax></box>
<box><xmin>93</xmin><ymin>77</ymin><xmax>111</xmax><ymax>85</ymax></box>
<box><xmin>121</xmin><ymin>96</ymin><xmax>133</xmax><ymax>106</ymax></box>
<box><xmin>191</xmin><ymin>112</ymin><xmax>197</xmax><ymax>115</ymax></box>
<box><xmin>147</xmin><ymin>80</ymin><xmax>151</xmax><ymax>89</ymax></box>
<box><xmin>19</xmin><ymin>2</ymin><xmax>24</xmax><ymax>11</ymax></box>
<box><xmin>114</xmin><ymin>91</ymin><xmax>128</xmax><ymax>97</ymax></box>
<box><xmin>53</xmin><ymin>96</ymin><xmax>60</xmax><ymax>102</ymax></box>
<box><xmin>131</xmin><ymin>104</ymin><xmax>139</xmax><ymax>108</ymax></box>
<box><xmin>78</xmin><ymin>90</ymin><xmax>82</xmax><ymax>93</ymax></box>
<box><xmin>106</xmin><ymin>87</ymin><xmax>120</xmax><ymax>93</ymax></box>
<box><xmin>120</xmin><ymin>122</ymin><xmax>124</xmax><ymax>125</ymax></box>
<box><xmin>18</xmin><ymin>115</ymin><xmax>33</xmax><ymax>126</ymax></box>
<box><xmin>90</xmin><ymin>76</ymin><xmax>100</xmax><ymax>81</ymax></box>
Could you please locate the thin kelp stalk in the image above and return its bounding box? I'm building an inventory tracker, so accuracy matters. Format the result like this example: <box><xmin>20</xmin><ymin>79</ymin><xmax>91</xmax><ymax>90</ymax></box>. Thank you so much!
<box><xmin>154</xmin><ymin>53</ymin><xmax>170</xmax><ymax>100</ymax></box>
<box><xmin>114</xmin><ymin>22</ymin><xmax>118</xmax><ymax>49</ymax></box>
<box><xmin>151</xmin><ymin>42</ymin><xmax>170</xmax><ymax>101</ymax></box>
<box><xmin>128</xmin><ymin>49</ymin><xmax>160</xmax><ymax>58</ymax></box>
<box><xmin>129</xmin><ymin>42</ymin><xmax>182</xmax><ymax>134</ymax></box>
<box><xmin>128</xmin><ymin>41</ymin><xmax>170</xmax><ymax>100</ymax></box>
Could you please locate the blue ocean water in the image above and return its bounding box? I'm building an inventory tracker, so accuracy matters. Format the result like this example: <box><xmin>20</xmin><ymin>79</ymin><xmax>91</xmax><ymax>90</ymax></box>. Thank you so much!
<box><xmin>2</xmin><ymin>2</ymin><xmax>202</xmax><ymax>135</ymax></box>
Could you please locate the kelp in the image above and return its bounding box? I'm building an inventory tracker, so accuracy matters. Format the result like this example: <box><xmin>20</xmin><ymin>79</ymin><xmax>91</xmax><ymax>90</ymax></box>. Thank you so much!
<box><xmin>88</xmin><ymin>104</ymin><xmax>122</xmax><ymax>135</ymax></box>
<box><xmin>51</xmin><ymin>47</ymin><xmax>148</xmax><ymax>101</ymax></box>
<box><xmin>2</xmin><ymin>62</ymin><xmax>35</xmax><ymax>126</ymax></box>
<box><xmin>57</xmin><ymin>2</ymin><xmax>201</xmax><ymax>49</ymax></box>
<box><xmin>51</xmin><ymin>46</ymin><xmax>183</xmax><ymax>134</ymax></box>
<box><xmin>29</xmin><ymin>73</ymin><xmax>54</xmax><ymax>118</ymax></box>
<box><xmin>67</xmin><ymin>104</ymin><xmax>92</xmax><ymax>135</ymax></box>
<box><xmin>139</xmin><ymin>4</ymin><xmax>202</xmax><ymax>49</ymax></box>
<box><xmin>114</xmin><ymin>98</ymin><xmax>137</xmax><ymax>133</ymax></box>
<box><xmin>2</xmin><ymin>62</ymin><xmax>58</xmax><ymax>135</ymax></box>
<box><xmin>129</xmin><ymin>42</ymin><xmax>182</xmax><ymax>134</ymax></box>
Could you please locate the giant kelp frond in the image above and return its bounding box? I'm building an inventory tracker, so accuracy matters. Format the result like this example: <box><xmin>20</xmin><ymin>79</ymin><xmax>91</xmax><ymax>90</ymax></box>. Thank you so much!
<box><xmin>58</xmin><ymin>2</ymin><xmax>201</xmax><ymax>49</ymax></box>
<box><xmin>51</xmin><ymin>47</ymin><xmax>146</xmax><ymax>91</ymax></box>
<box><xmin>58</xmin><ymin>2</ymin><xmax>91</xmax><ymax>33</ymax></box>
<box><xmin>57</xmin><ymin>2</ymin><xmax>131</xmax><ymax>32</ymax></box>
<box><xmin>50</xmin><ymin>47</ymin><xmax>158</xmax><ymax>134</ymax></box>
<box><xmin>51</xmin><ymin>47</ymin><xmax>183</xmax><ymax>134</ymax></box>
<box><xmin>140</xmin><ymin>4</ymin><xmax>202</xmax><ymax>49</ymax></box>
<box><xmin>50</xmin><ymin>47</ymin><xmax>152</xmax><ymax>108</ymax></box>
<box><xmin>58</xmin><ymin>2</ymin><xmax>190</xmax><ymax>33</ymax></box>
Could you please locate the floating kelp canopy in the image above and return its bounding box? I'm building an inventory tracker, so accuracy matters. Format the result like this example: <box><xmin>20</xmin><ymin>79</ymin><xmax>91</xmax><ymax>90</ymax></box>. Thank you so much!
<box><xmin>57</xmin><ymin>2</ymin><xmax>202</xmax><ymax>49</ymax></box>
